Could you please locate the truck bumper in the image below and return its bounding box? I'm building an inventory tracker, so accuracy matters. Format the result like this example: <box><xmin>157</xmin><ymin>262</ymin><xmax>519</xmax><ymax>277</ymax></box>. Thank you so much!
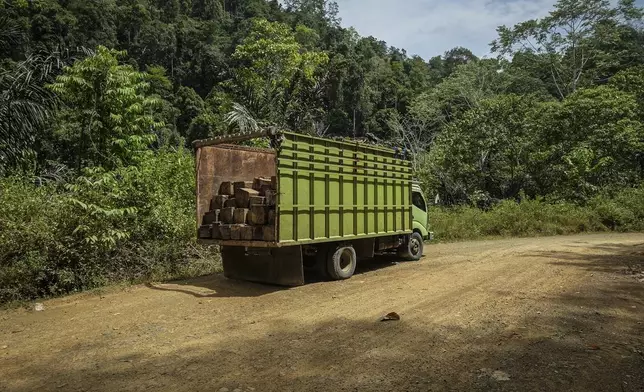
<box><xmin>426</xmin><ymin>232</ymin><xmax>434</xmax><ymax>241</ymax></box>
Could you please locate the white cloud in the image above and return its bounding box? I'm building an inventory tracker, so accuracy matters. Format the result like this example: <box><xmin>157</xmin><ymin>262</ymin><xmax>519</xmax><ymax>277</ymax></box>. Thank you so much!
<box><xmin>334</xmin><ymin>0</ymin><xmax>557</xmax><ymax>59</ymax></box>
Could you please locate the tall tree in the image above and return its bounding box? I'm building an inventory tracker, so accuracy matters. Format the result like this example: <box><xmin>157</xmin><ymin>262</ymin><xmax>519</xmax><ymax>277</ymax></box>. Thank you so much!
<box><xmin>48</xmin><ymin>46</ymin><xmax>163</xmax><ymax>170</ymax></box>
<box><xmin>410</xmin><ymin>59</ymin><xmax>508</xmax><ymax>127</ymax></box>
<box><xmin>492</xmin><ymin>0</ymin><xmax>644</xmax><ymax>98</ymax></box>
<box><xmin>284</xmin><ymin>0</ymin><xmax>340</xmax><ymax>29</ymax></box>
<box><xmin>228</xmin><ymin>18</ymin><xmax>328</xmax><ymax>131</ymax></box>
<box><xmin>527</xmin><ymin>85</ymin><xmax>644</xmax><ymax>199</ymax></box>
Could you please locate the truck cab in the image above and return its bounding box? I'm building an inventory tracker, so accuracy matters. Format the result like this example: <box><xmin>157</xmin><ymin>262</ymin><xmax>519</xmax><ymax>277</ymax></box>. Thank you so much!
<box><xmin>411</xmin><ymin>182</ymin><xmax>432</xmax><ymax>241</ymax></box>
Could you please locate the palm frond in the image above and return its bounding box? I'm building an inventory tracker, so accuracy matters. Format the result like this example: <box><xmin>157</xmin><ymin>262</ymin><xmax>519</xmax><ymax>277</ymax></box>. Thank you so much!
<box><xmin>225</xmin><ymin>102</ymin><xmax>259</xmax><ymax>133</ymax></box>
<box><xmin>0</xmin><ymin>14</ymin><xmax>23</xmax><ymax>52</ymax></box>
<box><xmin>0</xmin><ymin>50</ymin><xmax>71</xmax><ymax>175</ymax></box>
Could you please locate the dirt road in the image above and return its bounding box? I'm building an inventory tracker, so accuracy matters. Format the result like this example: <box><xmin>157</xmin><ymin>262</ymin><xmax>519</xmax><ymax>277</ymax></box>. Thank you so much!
<box><xmin>1</xmin><ymin>234</ymin><xmax>643</xmax><ymax>392</ymax></box>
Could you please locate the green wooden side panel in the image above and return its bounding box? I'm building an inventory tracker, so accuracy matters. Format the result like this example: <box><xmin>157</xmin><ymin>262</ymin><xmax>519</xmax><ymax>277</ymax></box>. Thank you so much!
<box><xmin>276</xmin><ymin>132</ymin><xmax>413</xmax><ymax>245</ymax></box>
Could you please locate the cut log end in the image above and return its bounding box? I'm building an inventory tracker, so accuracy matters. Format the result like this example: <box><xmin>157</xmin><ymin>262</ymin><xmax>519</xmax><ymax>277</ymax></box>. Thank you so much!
<box><xmin>248</xmin><ymin>206</ymin><xmax>268</xmax><ymax>226</ymax></box>
<box><xmin>211</xmin><ymin>222</ymin><xmax>222</xmax><ymax>239</ymax></box>
<box><xmin>252</xmin><ymin>226</ymin><xmax>264</xmax><ymax>241</ymax></box>
<box><xmin>219</xmin><ymin>182</ymin><xmax>235</xmax><ymax>196</ymax></box>
<box><xmin>202</xmin><ymin>210</ymin><xmax>220</xmax><ymax>225</ymax></box>
<box><xmin>230</xmin><ymin>224</ymin><xmax>245</xmax><ymax>240</ymax></box>
<box><xmin>253</xmin><ymin>177</ymin><xmax>272</xmax><ymax>192</ymax></box>
<box><xmin>241</xmin><ymin>225</ymin><xmax>254</xmax><ymax>241</ymax></box>
<box><xmin>235</xmin><ymin>188</ymin><xmax>260</xmax><ymax>208</ymax></box>
<box><xmin>249</xmin><ymin>196</ymin><xmax>266</xmax><ymax>206</ymax></box>
<box><xmin>234</xmin><ymin>181</ymin><xmax>254</xmax><ymax>193</ymax></box>
<box><xmin>263</xmin><ymin>226</ymin><xmax>276</xmax><ymax>242</ymax></box>
<box><xmin>198</xmin><ymin>225</ymin><xmax>212</xmax><ymax>239</ymax></box>
<box><xmin>219</xmin><ymin>225</ymin><xmax>232</xmax><ymax>240</ymax></box>
<box><xmin>233</xmin><ymin>208</ymin><xmax>249</xmax><ymax>224</ymax></box>
<box><xmin>211</xmin><ymin>195</ymin><xmax>229</xmax><ymax>211</ymax></box>
<box><xmin>220</xmin><ymin>207</ymin><xmax>235</xmax><ymax>224</ymax></box>
<box><xmin>259</xmin><ymin>184</ymin><xmax>272</xmax><ymax>196</ymax></box>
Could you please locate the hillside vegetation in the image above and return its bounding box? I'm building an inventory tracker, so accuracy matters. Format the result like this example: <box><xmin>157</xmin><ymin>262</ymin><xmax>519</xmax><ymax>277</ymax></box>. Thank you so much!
<box><xmin>1</xmin><ymin>0</ymin><xmax>643</xmax><ymax>302</ymax></box>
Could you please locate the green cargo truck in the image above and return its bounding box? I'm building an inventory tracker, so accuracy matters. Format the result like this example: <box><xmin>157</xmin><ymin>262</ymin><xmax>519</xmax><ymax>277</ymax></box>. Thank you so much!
<box><xmin>194</xmin><ymin>129</ymin><xmax>432</xmax><ymax>286</ymax></box>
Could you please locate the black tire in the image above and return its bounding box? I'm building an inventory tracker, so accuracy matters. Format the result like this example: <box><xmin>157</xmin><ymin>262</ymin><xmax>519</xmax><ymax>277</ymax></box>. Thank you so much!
<box><xmin>400</xmin><ymin>232</ymin><xmax>424</xmax><ymax>261</ymax></box>
<box><xmin>327</xmin><ymin>245</ymin><xmax>357</xmax><ymax>280</ymax></box>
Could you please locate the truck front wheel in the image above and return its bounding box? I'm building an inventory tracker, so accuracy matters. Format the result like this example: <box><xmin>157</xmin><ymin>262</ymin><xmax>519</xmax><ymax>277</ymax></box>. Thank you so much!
<box><xmin>327</xmin><ymin>245</ymin><xmax>357</xmax><ymax>280</ymax></box>
<box><xmin>400</xmin><ymin>232</ymin><xmax>424</xmax><ymax>261</ymax></box>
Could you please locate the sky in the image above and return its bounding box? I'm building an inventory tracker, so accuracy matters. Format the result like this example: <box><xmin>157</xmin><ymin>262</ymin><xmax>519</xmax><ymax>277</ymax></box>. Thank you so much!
<box><xmin>333</xmin><ymin>0</ymin><xmax>644</xmax><ymax>59</ymax></box>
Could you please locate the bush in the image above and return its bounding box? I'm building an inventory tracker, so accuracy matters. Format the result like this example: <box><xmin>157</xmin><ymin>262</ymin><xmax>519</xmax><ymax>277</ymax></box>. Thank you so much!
<box><xmin>589</xmin><ymin>187</ymin><xmax>644</xmax><ymax>232</ymax></box>
<box><xmin>0</xmin><ymin>150</ymin><xmax>220</xmax><ymax>304</ymax></box>
<box><xmin>430</xmin><ymin>186</ymin><xmax>644</xmax><ymax>242</ymax></box>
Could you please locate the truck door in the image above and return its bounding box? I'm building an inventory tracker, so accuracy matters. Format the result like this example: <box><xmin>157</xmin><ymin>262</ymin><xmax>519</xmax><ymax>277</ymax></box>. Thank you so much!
<box><xmin>412</xmin><ymin>190</ymin><xmax>430</xmax><ymax>239</ymax></box>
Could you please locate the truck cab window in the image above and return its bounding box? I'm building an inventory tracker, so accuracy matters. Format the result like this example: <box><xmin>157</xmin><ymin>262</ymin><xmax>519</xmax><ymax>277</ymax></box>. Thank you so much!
<box><xmin>412</xmin><ymin>192</ymin><xmax>426</xmax><ymax>212</ymax></box>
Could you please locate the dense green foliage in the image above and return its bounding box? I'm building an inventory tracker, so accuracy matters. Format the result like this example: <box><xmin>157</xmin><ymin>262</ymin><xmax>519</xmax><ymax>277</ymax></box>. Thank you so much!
<box><xmin>431</xmin><ymin>186</ymin><xmax>644</xmax><ymax>242</ymax></box>
<box><xmin>1</xmin><ymin>0</ymin><xmax>643</xmax><ymax>302</ymax></box>
<box><xmin>0</xmin><ymin>150</ymin><xmax>218</xmax><ymax>303</ymax></box>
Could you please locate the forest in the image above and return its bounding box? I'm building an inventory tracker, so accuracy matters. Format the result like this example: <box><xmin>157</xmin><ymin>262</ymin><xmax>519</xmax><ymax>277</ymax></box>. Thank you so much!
<box><xmin>1</xmin><ymin>0</ymin><xmax>644</xmax><ymax>302</ymax></box>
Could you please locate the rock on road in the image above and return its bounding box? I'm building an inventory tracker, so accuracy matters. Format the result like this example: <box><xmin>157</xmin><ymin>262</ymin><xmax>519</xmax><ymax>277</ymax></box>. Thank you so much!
<box><xmin>1</xmin><ymin>233</ymin><xmax>643</xmax><ymax>392</ymax></box>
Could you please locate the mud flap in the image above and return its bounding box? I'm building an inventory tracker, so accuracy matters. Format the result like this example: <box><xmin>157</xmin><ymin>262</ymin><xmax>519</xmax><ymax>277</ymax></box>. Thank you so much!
<box><xmin>221</xmin><ymin>246</ymin><xmax>305</xmax><ymax>287</ymax></box>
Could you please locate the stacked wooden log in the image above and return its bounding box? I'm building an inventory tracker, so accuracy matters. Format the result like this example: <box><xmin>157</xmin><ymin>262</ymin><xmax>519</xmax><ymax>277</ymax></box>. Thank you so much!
<box><xmin>198</xmin><ymin>176</ymin><xmax>277</xmax><ymax>242</ymax></box>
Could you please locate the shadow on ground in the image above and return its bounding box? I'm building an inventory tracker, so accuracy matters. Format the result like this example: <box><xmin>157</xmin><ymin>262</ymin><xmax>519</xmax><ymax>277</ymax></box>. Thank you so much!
<box><xmin>144</xmin><ymin>274</ymin><xmax>286</xmax><ymax>298</ymax></box>
<box><xmin>146</xmin><ymin>253</ymin><xmax>406</xmax><ymax>297</ymax></box>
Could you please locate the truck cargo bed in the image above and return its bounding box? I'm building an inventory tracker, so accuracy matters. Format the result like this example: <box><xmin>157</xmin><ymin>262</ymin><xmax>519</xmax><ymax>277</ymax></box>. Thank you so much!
<box><xmin>195</xmin><ymin>130</ymin><xmax>414</xmax><ymax>247</ymax></box>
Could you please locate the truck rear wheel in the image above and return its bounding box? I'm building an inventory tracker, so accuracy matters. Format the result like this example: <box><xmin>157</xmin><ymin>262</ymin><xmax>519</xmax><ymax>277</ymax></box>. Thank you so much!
<box><xmin>400</xmin><ymin>232</ymin><xmax>424</xmax><ymax>261</ymax></box>
<box><xmin>327</xmin><ymin>245</ymin><xmax>357</xmax><ymax>280</ymax></box>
